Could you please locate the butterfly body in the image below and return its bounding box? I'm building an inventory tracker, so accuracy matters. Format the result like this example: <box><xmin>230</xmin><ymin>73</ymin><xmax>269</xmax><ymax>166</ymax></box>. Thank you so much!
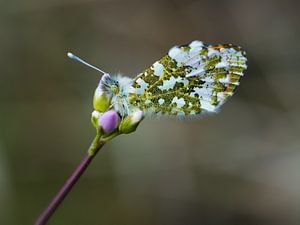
<box><xmin>98</xmin><ymin>40</ymin><xmax>247</xmax><ymax>117</ymax></box>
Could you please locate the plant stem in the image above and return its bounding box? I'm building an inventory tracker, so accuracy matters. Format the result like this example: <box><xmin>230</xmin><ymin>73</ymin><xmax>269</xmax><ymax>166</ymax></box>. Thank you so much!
<box><xmin>34</xmin><ymin>137</ymin><xmax>105</xmax><ymax>225</ymax></box>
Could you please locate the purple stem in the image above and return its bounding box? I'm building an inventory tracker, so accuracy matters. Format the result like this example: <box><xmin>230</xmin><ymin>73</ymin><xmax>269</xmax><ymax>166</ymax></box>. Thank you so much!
<box><xmin>35</xmin><ymin>141</ymin><xmax>104</xmax><ymax>225</ymax></box>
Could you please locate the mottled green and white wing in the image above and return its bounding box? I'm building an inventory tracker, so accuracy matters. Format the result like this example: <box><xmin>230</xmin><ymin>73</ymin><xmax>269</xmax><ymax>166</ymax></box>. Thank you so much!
<box><xmin>129</xmin><ymin>40</ymin><xmax>247</xmax><ymax>116</ymax></box>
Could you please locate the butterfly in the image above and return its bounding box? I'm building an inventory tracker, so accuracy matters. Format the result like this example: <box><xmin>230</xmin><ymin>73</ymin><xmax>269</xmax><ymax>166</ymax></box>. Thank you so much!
<box><xmin>68</xmin><ymin>40</ymin><xmax>247</xmax><ymax>117</ymax></box>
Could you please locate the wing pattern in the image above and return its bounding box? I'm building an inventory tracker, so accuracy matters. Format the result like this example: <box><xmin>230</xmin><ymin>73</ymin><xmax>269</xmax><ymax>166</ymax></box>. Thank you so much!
<box><xmin>129</xmin><ymin>40</ymin><xmax>247</xmax><ymax>116</ymax></box>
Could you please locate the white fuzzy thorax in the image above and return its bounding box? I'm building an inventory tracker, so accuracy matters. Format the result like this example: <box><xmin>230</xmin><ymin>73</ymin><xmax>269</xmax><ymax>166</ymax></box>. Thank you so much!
<box><xmin>99</xmin><ymin>74</ymin><xmax>139</xmax><ymax>117</ymax></box>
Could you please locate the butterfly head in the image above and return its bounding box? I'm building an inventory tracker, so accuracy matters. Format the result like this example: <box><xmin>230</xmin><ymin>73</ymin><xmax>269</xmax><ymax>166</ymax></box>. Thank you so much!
<box><xmin>67</xmin><ymin>52</ymin><xmax>136</xmax><ymax>115</ymax></box>
<box><xmin>96</xmin><ymin>73</ymin><xmax>136</xmax><ymax>116</ymax></box>
<box><xmin>99</xmin><ymin>73</ymin><xmax>119</xmax><ymax>95</ymax></box>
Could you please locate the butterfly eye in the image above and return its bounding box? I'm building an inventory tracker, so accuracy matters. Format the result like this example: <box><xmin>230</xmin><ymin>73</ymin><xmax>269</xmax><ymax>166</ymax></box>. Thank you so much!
<box><xmin>110</xmin><ymin>84</ymin><xmax>119</xmax><ymax>95</ymax></box>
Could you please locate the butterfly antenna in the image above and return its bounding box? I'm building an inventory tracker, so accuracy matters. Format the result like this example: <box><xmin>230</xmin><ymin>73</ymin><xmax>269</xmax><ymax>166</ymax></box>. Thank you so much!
<box><xmin>67</xmin><ymin>52</ymin><xmax>107</xmax><ymax>75</ymax></box>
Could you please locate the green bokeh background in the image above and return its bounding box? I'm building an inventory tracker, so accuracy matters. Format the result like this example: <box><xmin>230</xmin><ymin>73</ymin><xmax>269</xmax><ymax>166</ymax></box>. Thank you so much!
<box><xmin>0</xmin><ymin>0</ymin><xmax>299</xmax><ymax>224</ymax></box>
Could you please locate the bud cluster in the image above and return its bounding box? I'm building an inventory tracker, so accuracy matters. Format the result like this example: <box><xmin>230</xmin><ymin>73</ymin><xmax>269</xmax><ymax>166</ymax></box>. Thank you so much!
<box><xmin>91</xmin><ymin>75</ymin><xmax>144</xmax><ymax>141</ymax></box>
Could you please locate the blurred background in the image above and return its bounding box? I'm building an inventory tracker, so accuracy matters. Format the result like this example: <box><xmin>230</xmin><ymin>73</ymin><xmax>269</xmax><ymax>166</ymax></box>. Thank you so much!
<box><xmin>0</xmin><ymin>0</ymin><xmax>300</xmax><ymax>224</ymax></box>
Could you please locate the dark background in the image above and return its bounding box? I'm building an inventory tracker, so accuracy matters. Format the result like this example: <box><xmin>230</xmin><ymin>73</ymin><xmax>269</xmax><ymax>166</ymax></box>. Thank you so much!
<box><xmin>0</xmin><ymin>0</ymin><xmax>299</xmax><ymax>224</ymax></box>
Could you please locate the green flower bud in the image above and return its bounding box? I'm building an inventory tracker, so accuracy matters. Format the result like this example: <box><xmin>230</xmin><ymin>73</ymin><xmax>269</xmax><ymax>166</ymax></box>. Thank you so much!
<box><xmin>119</xmin><ymin>110</ymin><xmax>144</xmax><ymax>134</ymax></box>
<box><xmin>93</xmin><ymin>87</ymin><xmax>111</xmax><ymax>112</ymax></box>
<box><xmin>91</xmin><ymin>110</ymin><xmax>101</xmax><ymax>129</ymax></box>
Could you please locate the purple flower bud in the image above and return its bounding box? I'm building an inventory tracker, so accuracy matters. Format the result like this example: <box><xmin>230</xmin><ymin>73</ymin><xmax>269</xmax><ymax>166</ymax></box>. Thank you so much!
<box><xmin>98</xmin><ymin>110</ymin><xmax>119</xmax><ymax>133</ymax></box>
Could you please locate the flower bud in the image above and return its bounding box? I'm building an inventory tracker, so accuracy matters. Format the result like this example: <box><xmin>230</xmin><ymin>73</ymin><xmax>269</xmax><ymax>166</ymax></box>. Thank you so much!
<box><xmin>119</xmin><ymin>110</ymin><xmax>144</xmax><ymax>134</ymax></box>
<box><xmin>91</xmin><ymin>110</ymin><xmax>101</xmax><ymax>129</ymax></box>
<box><xmin>93</xmin><ymin>87</ymin><xmax>111</xmax><ymax>112</ymax></box>
<box><xmin>99</xmin><ymin>110</ymin><xmax>119</xmax><ymax>134</ymax></box>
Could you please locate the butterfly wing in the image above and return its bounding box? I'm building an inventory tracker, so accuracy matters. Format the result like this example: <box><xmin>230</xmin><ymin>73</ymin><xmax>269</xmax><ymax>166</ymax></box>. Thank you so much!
<box><xmin>129</xmin><ymin>40</ymin><xmax>247</xmax><ymax>116</ymax></box>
